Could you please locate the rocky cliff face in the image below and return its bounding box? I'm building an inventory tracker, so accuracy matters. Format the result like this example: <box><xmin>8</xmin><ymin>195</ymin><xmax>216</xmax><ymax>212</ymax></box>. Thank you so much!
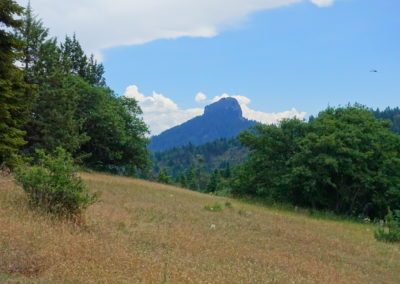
<box><xmin>203</xmin><ymin>97</ymin><xmax>243</xmax><ymax>119</ymax></box>
<box><xmin>149</xmin><ymin>98</ymin><xmax>258</xmax><ymax>152</ymax></box>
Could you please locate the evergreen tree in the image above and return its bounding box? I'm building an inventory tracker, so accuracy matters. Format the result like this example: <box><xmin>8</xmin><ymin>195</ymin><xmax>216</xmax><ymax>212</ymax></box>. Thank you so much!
<box><xmin>0</xmin><ymin>0</ymin><xmax>33</xmax><ymax>168</ymax></box>
<box><xmin>60</xmin><ymin>34</ymin><xmax>105</xmax><ymax>87</ymax></box>
<box><xmin>17</xmin><ymin>2</ymin><xmax>49</xmax><ymax>83</ymax></box>
<box><xmin>179</xmin><ymin>173</ymin><xmax>187</xmax><ymax>188</ymax></box>
<box><xmin>157</xmin><ymin>168</ymin><xmax>171</xmax><ymax>184</ymax></box>
<box><xmin>207</xmin><ymin>169</ymin><xmax>221</xmax><ymax>192</ymax></box>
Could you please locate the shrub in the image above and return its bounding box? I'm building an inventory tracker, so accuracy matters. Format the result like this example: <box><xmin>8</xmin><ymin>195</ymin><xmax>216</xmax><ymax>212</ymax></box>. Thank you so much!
<box><xmin>15</xmin><ymin>148</ymin><xmax>98</xmax><ymax>218</ymax></box>
<box><xmin>204</xmin><ymin>202</ymin><xmax>222</xmax><ymax>212</ymax></box>
<box><xmin>374</xmin><ymin>209</ymin><xmax>400</xmax><ymax>242</ymax></box>
<box><xmin>225</xmin><ymin>201</ymin><xmax>233</xmax><ymax>208</ymax></box>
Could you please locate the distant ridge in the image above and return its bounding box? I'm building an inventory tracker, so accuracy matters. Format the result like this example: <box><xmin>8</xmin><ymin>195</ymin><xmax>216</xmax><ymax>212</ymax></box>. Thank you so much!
<box><xmin>149</xmin><ymin>97</ymin><xmax>258</xmax><ymax>152</ymax></box>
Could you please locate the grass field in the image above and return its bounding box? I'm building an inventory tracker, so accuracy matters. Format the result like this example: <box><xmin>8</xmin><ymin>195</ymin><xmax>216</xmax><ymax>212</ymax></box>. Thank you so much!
<box><xmin>1</xmin><ymin>173</ymin><xmax>399</xmax><ymax>283</ymax></box>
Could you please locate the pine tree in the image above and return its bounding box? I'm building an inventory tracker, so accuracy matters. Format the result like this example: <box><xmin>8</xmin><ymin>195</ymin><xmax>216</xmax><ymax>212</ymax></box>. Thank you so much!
<box><xmin>0</xmin><ymin>0</ymin><xmax>33</xmax><ymax>168</ymax></box>
<box><xmin>17</xmin><ymin>2</ymin><xmax>49</xmax><ymax>83</ymax></box>
<box><xmin>207</xmin><ymin>169</ymin><xmax>221</xmax><ymax>192</ymax></box>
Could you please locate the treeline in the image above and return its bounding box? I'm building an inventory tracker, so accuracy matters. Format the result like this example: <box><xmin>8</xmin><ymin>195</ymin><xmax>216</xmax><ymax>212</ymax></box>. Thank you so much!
<box><xmin>232</xmin><ymin>105</ymin><xmax>400</xmax><ymax>219</ymax></box>
<box><xmin>154</xmin><ymin>105</ymin><xmax>400</xmax><ymax>219</ymax></box>
<box><xmin>152</xmin><ymin>138</ymin><xmax>246</xmax><ymax>176</ymax></box>
<box><xmin>0</xmin><ymin>2</ymin><xmax>148</xmax><ymax>174</ymax></box>
<box><xmin>374</xmin><ymin>107</ymin><xmax>400</xmax><ymax>134</ymax></box>
<box><xmin>152</xmin><ymin>138</ymin><xmax>246</xmax><ymax>192</ymax></box>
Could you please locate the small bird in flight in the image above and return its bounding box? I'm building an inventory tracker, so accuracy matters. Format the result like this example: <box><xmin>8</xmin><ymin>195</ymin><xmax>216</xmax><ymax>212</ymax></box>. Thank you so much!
<box><xmin>370</xmin><ymin>69</ymin><xmax>378</xmax><ymax>73</ymax></box>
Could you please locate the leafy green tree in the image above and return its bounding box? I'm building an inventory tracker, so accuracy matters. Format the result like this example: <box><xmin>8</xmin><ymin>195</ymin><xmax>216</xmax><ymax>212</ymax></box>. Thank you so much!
<box><xmin>289</xmin><ymin>105</ymin><xmax>400</xmax><ymax>217</ymax></box>
<box><xmin>79</xmin><ymin>93</ymin><xmax>149</xmax><ymax>171</ymax></box>
<box><xmin>232</xmin><ymin>118</ymin><xmax>308</xmax><ymax>198</ymax></box>
<box><xmin>0</xmin><ymin>0</ymin><xmax>34</xmax><ymax>168</ymax></box>
<box><xmin>233</xmin><ymin>105</ymin><xmax>400</xmax><ymax>218</ymax></box>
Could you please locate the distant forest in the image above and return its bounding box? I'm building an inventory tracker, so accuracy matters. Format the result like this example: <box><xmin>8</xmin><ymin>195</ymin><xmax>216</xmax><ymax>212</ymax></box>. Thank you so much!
<box><xmin>373</xmin><ymin>107</ymin><xmax>400</xmax><ymax>134</ymax></box>
<box><xmin>153</xmin><ymin>106</ymin><xmax>400</xmax><ymax>219</ymax></box>
<box><xmin>153</xmin><ymin>107</ymin><xmax>400</xmax><ymax>181</ymax></box>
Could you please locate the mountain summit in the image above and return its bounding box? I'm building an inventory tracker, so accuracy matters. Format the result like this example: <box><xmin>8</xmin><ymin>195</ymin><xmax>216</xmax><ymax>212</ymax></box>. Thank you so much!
<box><xmin>149</xmin><ymin>97</ymin><xmax>257</xmax><ymax>152</ymax></box>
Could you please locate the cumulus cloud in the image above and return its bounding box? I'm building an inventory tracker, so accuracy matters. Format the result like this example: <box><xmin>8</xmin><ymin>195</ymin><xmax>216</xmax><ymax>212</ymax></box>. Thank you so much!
<box><xmin>212</xmin><ymin>93</ymin><xmax>306</xmax><ymax>124</ymax></box>
<box><xmin>125</xmin><ymin>86</ymin><xmax>306</xmax><ymax>135</ymax></box>
<box><xmin>125</xmin><ymin>85</ymin><xmax>203</xmax><ymax>135</ymax></box>
<box><xmin>19</xmin><ymin>0</ymin><xmax>336</xmax><ymax>58</ymax></box>
<box><xmin>195</xmin><ymin>92</ymin><xmax>207</xmax><ymax>103</ymax></box>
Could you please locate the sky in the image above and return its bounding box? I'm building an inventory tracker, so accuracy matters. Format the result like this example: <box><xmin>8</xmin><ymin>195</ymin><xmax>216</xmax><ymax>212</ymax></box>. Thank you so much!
<box><xmin>19</xmin><ymin>0</ymin><xmax>400</xmax><ymax>135</ymax></box>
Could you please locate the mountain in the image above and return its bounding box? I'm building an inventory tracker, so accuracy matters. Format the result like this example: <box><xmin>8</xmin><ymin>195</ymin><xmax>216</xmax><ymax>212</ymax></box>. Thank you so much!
<box><xmin>149</xmin><ymin>97</ymin><xmax>258</xmax><ymax>152</ymax></box>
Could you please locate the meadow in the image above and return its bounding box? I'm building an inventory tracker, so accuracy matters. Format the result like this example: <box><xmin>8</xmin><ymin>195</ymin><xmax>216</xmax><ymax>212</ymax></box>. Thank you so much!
<box><xmin>1</xmin><ymin>173</ymin><xmax>399</xmax><ymax>283</ymax></box>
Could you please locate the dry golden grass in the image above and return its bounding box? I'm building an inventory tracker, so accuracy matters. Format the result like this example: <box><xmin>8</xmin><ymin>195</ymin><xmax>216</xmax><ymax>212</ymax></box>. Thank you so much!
<box><xmin>1</xmin><ymin>172</ymin><xmax>399</xmax><ymax>283</ymax></box>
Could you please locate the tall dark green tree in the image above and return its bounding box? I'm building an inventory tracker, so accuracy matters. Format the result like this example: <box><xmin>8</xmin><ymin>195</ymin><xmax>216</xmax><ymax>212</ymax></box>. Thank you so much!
<box><xmin>207</xmin><ymin>169</ymin><xmax>221</xmax><ymax>192</ymax></box>
<box><xmin>17</xmin><ymin>10</ymin><xmax>88</xmax><ymax>155</ymax></box>
<box><xmin>17</xmin><ymin>2</ymin><xmax>49</xmax><ymax>83</ymax></box>
<box><xmin>0</xmin><ymin>0</ymin><xmax>33</xmax><ymax>168</ymax></box>
<box><xmin>17</xmin><ymin>5</ymin><xmax>149</xmax><ymax>172</ymax></box>
<box><xmin>60</xmin><ymin>34</ymin><xmax>105</xmax><ymax>87</ymax></box>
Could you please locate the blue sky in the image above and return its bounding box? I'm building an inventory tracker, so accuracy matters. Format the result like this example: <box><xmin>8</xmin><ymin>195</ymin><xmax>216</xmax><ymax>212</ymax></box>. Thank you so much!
<box><xmin>21</xmin><ymin>0</ymin><xmax>400</xmax><ymax>134</ymax></box>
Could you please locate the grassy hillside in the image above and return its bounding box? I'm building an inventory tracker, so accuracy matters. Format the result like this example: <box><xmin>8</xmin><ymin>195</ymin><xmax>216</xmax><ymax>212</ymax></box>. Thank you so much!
<box><xmin>1</xmin><ymin>173</ymin><xmax>399</xmax><ymax>283</ymax></box>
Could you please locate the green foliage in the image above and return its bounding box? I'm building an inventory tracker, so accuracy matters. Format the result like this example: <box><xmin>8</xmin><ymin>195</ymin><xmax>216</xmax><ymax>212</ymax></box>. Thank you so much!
<box><xmin>206</xmin><ymin>169</ymin><xmax>221</xmax><ymax>192</ymax></box>
<box><xmin>152</xmin><ymin>138</ymin><xmax>247</xmax><ymax>177</ymax></box>
<box><xmin>204</xmin><ymin>203</ymin><xmax>222</xmax><ymax>212</ymax></box>
<box><xmin>373</xmin><ymin>107</ymin><xmax>400</xmax><ymax>135</ymax></box>
<box><xmin>15</xmin><ymin>147</ymin><xmax>98</xmax><ymax>217</ymax></box>
<box><xmin>151</xmin><ymin>138</ymin><xmax>242</xmax><ymax>192</ymax></box>
<box><xmin>233</xmin><ymin>105</ymin><xmax>400</xmax><ymax>219</ymax></box>
<box><xmin>157</xmin><ymin>168</ymin><xmax>172</xmax><ymax>184</ymax></box>
<box><xmin>0</xmin><ymin>0</ymin><xmax>35</xmax><ymax>168</ymax></box>
<box><xmin>15</xmin><ymin>5</ymin><xmax>149</xmax><ymax>173</ymax></box>
<box><xmin>224</xmin><ymin>201</ymin><xmax>233</xmax><ymax>209</ymax></box>
<box><xmin>375</xmin><ymin>209</ymin><xmax>400</xmax><ymax>242</ymax></box>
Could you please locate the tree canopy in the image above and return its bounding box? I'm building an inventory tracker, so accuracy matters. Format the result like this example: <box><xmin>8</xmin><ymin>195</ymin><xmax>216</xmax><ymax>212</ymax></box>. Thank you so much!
<box><xmin>233</xmin><ymin>105</ymin><xmax>400</xmax><ymax>218</ymax></box>
<box><xmin>4</xmin><ymin>3</ymin><xmax>149</xmax><ymax>174</ymax></box>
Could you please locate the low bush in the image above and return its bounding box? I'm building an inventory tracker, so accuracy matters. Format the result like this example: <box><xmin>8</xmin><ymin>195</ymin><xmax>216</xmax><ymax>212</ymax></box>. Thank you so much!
<box><xmin>225</xmin><ymin>201</ymin><xmax>233</xmax><ymax>208</ymax></box>
<box><xmin>204</xmin><ymin>203</ymin><xmax>222</xmax><ymax>212</ymax></box>
<box><xmin>374</xmin><ymin>209</ymin><xmax>400</xmax><ymax>242</ymax></box>
<box><xmin>15</xmin><ymin>148</ymin><xmax>98</xmax><ymax>218</ymax></box>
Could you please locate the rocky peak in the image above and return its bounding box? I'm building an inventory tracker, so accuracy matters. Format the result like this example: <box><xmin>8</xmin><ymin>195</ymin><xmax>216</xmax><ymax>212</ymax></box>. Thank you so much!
<box><xmin>203</xmin><ymin>97</ymin><xmax>242</xmax><ymax>119</ymax></box>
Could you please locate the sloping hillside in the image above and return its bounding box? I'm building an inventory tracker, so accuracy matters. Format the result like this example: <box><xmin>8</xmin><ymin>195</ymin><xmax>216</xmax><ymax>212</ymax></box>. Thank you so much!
<box><xmin>1</xmin><ymin>173</ymin><xmax>399</xmax><ymax>283</ymax></box>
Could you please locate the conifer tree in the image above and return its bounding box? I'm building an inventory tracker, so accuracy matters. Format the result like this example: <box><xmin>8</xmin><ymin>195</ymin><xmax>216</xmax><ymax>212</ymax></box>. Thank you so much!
<box><xmin>0</xmin><ymin>0</ymin><xmax>33</xmax><ymax>168</ymax></box>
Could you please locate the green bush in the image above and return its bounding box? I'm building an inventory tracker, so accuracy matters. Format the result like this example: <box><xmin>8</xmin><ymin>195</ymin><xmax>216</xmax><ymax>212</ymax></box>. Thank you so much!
<box><xmin>204</xmin><ymin>202</ymin><xmax>222</xmax><ymax>212</ymax></box>
<box><xmin>15</xmin><ymin>147</ymin><xmax>98</xmax><ymax>218</ymax></box>
<box><xmin>374</xmin><ymin>209</ymin><xmax>400</xmax><ymax>242</ymax></box>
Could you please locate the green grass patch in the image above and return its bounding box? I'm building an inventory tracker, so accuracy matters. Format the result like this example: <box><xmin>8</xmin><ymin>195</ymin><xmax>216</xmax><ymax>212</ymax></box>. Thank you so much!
<box><xmin>204</xmin><ymin>202</ymin><xmax>223</xmax><ymax>212</ymax></box>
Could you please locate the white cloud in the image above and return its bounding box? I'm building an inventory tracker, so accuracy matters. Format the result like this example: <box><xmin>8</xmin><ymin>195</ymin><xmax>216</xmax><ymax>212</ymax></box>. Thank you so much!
<box><xmin>195</xmin><ymin>92</ymin><xmax>207</xmax><ymax>103</ymax></box>
<box><xmin>19</xmin><ymin>0</ymin><xmax>336</xmax><ymax>59</ymax></box>
<box><xmin>125</xmin><ymin>86</ymin><xmax>306</xmax><ymax>135</ymax></box>
<box><xmin>309</xmin><ymin>0</ymin><xmax>335</xmax><ymax>7</ymax></box>
<box><xmin>211</xmin><ymin>93</ymin><xmax>306</xmax><ymax>124</ymax></box>
<box><xmin>125</xmin><ymin>85</ymin><xmax>203</xmax><ymax>135</ymax></box>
